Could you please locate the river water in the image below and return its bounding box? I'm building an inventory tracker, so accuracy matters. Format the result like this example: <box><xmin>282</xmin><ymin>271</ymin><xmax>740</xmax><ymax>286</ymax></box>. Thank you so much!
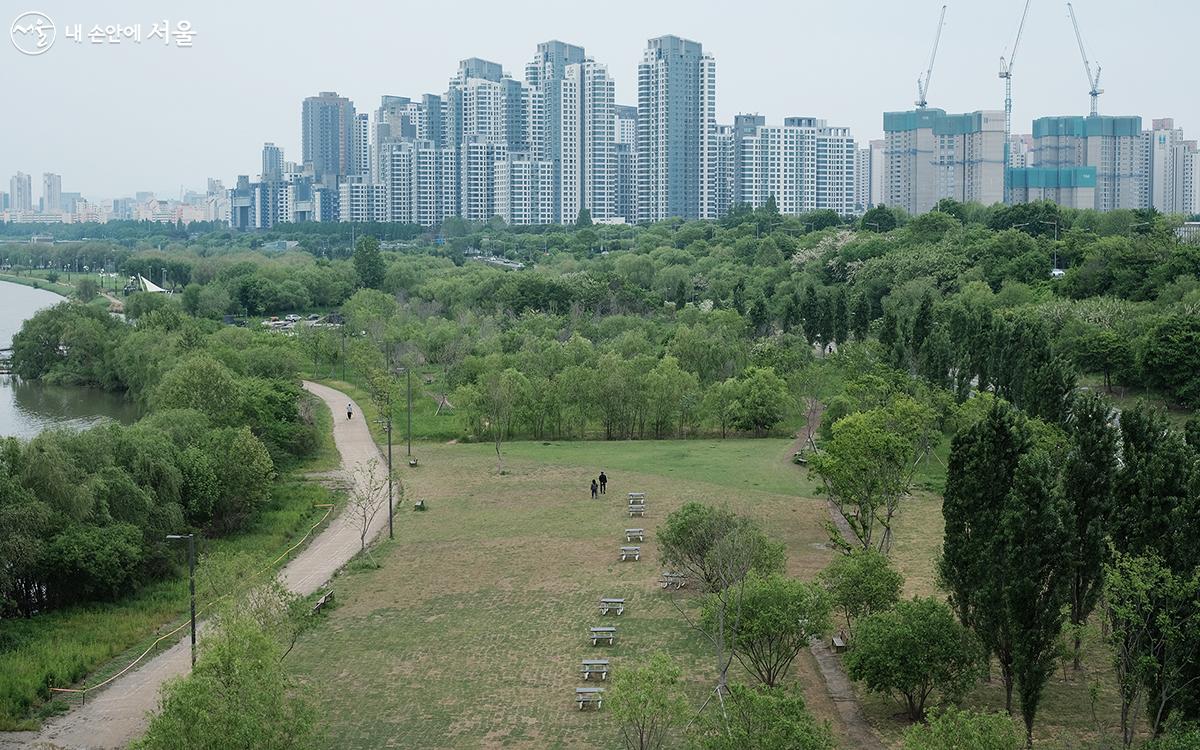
<box><xmin>0</xmin><ymin>281</ymin><xmax>140</xmax><ymax>439</ymax></box>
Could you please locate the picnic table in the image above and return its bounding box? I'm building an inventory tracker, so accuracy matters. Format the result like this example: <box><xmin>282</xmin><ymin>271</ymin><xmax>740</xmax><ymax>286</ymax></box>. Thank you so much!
<box><xmin>575</xmin><ymin>686</ymin><xmax>605</xmax><ymax>709</ymax></box>
<box><xmin>580</xmin><ymin>659</ymin><xmax>610</xmax><ymax>681</ymax></box>
<box><xmin>659</xmin><ymin>571</ymin><xmax>688</xmax><ymax>590</ymax></box>
<box><xmin>589</xmin><ymin>626</ymin><xmax>616</xmax><ymax>646</ymax></box>
<box><xmin>625</xmin><ymin>528</ymin><xmax>644</xmax><ymax>542</ymax></box>
<box><xmin>628</xmin><ymin>503</ymin><xmax>646</xmax><ymax>517</ymax></box>
<box><xmin>619</xmin><ymin>546</ymin><xmax>641</xmax><ymax>561</ymax></box>
<box><xmin>599</xmin><ymin>597</ymin><xmax>625</xmax><ymax>616</ymax></box>
<box><xmin>627</xmin><ymin>492</ymin><xmax>646</xmax><ymax>504</ymax></box>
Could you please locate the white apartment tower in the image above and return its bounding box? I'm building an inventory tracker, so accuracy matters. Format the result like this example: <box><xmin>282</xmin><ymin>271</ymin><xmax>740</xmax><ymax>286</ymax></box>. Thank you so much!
<box><xmin>1144</xmin><ymin>118</ymin><xmax>1199</xmax><ymax>215</ymax></box>
<box><xmin>41</xmin><ymin>173</ymin><xmax>62</xmax><ymax>214</ymax></box>
<box><xmin>637</xmin><ymin>36</ymin><xmax>718</xmax><ymax>223</ymax></box>
<box><xmin>733</xmin><ymin>115</ymin><xmax>858</xmax><ymax>216</ymax></box>
<box><xmin>9</xmin><ymin>172</ymin><xmax>32</xmax><ymax>212</ymax></box>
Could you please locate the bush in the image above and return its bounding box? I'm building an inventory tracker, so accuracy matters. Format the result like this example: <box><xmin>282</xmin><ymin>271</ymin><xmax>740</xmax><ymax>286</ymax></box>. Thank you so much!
<box><xmin>845</xmin><ymin>597</ymin><xmax>984</xmax><ymax>721</ymax></box>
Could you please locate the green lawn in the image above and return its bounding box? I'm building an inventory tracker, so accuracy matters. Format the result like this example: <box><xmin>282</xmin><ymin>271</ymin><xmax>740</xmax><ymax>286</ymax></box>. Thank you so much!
<box><xmin>287</xmin><ymin>438</ymin><xmax>840</xmax><ymax>749</ymax></box>
<box><xmin>0</xmin><ymin>394</ymin><xmax>341</xmax><ymax>730</ymax></box>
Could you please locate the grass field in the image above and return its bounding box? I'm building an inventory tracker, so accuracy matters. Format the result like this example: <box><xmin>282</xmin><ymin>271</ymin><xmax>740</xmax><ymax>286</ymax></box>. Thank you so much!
<box><xmin>0</xmin><ymin>393</ymin><xmax>341</xmax><ymax>730</ymax></box>
<box><xmin>286</xmin><ymin>436</ymin><xmax>846</xmax><ymax>749</ymax></box>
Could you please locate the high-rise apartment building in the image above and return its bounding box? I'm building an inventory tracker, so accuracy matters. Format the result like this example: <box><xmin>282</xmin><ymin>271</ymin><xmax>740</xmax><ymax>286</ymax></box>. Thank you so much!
<box><xmin>1028</xmin><ymin>115</ymin><xmax>1143</xmax><ymax>211</ymax></box>
<box><xmin>339</xmin><ymin>176</ymin><xmax>388</xmax><ymax>222</ymax></box>
<box><xmin>854</xmin><ymin>148</ymin><xmax>871</xmax><ymax>214</ymax></box>
<box><xmin>613</xmin><ymin>105</ymin><xmax>637</xmax><ymax>222</ymax></box>
<box><xmin>262</xmin><ymin>143</ymin><xmax>283</xmax><ymax>182</ymax></box>
<box><xmin>733</xmin><ymin>115</ymin><xmax>857</xmax><ymax>216</ymax></box>
<box><xmin>868</xmin><ymin>140</ymin><xmax>885</xmax><ymax>209</ymax></box>
<box><xmin>301</xmin><ymin>91</ymin><xmax>356</xmax><ymax>187</ymax></box>
<box><xmin>41</xmin><ymin>173</ymin><xmax>61</xmax><ymax>214</ymax></box>
<box><xmin>637</xmin><ymin>36</ymin><xmax>718</xmax><ymax>222</ymax></box>
<box><xmin>383</xmin><ymin>140</ymin><xmax>458</xmax><ymax>227</ymax></box>
<box><xmin>354</xmin><ymin>113</ymin><xmax>371</xmax><ymax>178</ymax></box>
<box><xmin>1143</xmin><ymin>118</ymin><xmax>1199</xmax><ymax>215</ymax></box>
<box><xmin>9</xmin><ymin>172</ymin><xmax>32</xmax><ymax>212</ymax></box>
<box><xmin>525</xmin><ymin>41</ymin><xmax>616</xmax><ymax>223</ymax></box>
<box><xmin>882</xmin><ymin>108</ymin><xmax>1005</xmax><ymax>214</ymax></box>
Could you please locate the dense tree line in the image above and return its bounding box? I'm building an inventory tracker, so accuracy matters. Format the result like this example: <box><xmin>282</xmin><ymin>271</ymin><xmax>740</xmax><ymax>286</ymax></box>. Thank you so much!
<box><xmin>1</xmin><ymin>300</ymin><xmax>319</xmax><ymax>618</ymax></box>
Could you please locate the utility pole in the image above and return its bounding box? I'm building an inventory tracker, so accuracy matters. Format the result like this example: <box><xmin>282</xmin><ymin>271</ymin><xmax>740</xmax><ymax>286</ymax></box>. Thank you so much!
<box><xmin>166</xmin><ymin>534</ymin><xmax>197</xmax><ymax>667</ymax></box>
<box><xmin>406</xmin><ymin>368</ymin><xmax>413</xmax><ymax>458</ymax></box>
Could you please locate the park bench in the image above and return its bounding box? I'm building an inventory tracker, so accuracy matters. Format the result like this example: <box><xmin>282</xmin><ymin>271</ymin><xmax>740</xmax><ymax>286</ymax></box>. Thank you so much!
<box><xmin>413</xmin><ymin>499</ymin><xmax>427</xmax><ymax>511</ymax></box>
<box><xmin>408</xmin><ymin>458</ymin><xmax>418</xmax><ymax>467</ymax></box>
<box><xmin>599</xmin><ymin>598</ymin><xmax>625</xmax><ymax>616</ymax></box>
<box><xmin>625</xmin><ymin>528</ymin><xmax>644</xmax><ymax>542</ymax></box>
<box><xmin>628</xmin><ymin>503</ymin><xmax>646</xmax><ymax>517</ymax></box>
<box><xmin>619</xmin><ymin>546</ymin><xmax>641</xmax><ymax>562</ymax></box>
<box><xmin>311</xmin><ymin>590</ymin><xmax>335</xmax><ymax>614</ymax></box>
<box><xmin>659</xmin><ymin>572</ymin><xmax>687</xmax><ymax>590</ymax></box>
<box><xmin>575</xmin><ymin>687</ymin><xmax>605</xmax><ymax>709</ymax></box>
<box><xmin>580</xmin><ymin>659</ymin><xmax>610</xmax><ymax>681</ymax></box>
<box><xmin>589</xmin><ymin>626</ymin><xmax>616</xmax><ymax>646</ymax></box>
<box><xmin>832</xmin><ymin>634</ymin><xmax>847</xmax><ymax>654</ymax></box>
<box><xmin>627</xmin><ymin>492</ymin><xmax>646</xmax><ymax>504</ymax></box>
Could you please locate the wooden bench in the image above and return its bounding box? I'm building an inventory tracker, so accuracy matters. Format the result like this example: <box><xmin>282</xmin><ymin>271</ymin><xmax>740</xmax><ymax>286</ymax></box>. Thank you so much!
<box><xmin>413</xmin><ymin>499</ymin><xmax>427</xmax><ymax>512</ymax></box>
<box><xmin>619</xmin><ymin>546</ymin><xmax>641</xmax><ymax>562</ymax></box>
<box><xmin>580</xmin><ymin>659</ymin><xmax>610</xmax><ymax>681</ymax></box>
<box><xmin>311</xmin><ymin>590</ymin><xmax>335</xmax><ymax>614</ymax></box>
<box><xmin>659</xmin><ymin>572</ymin><xmax>687</xmax><ymax>590</ymax></box>
<box><xmin>832</xmin><ymin>632</ymin><xmax>847</xmax><ymax>653</ymax></box>
<box><xmin>408</xmin><ymin>458</ymin><xmax>418</xmax><ymax>467</ymax></box>
<box><xmin>627</xmin><ymin>492</ymin><xmax>646</xmax><ymax>504</ymax></box>
<box><xmin>599</xmin><ymin>598</ymin><xmax>625</xmax><ymax>616</ymax></box>
<box><xmin>589</xmin><ymin>626</ymin><xmax>616</xmax><ymax>646</ymax></box>
<box><xmin>628</xmin><ymin>504</ymin><xmax>646</xmax><ymax>517</ymax></box>
<box><xmin>625</xmin><ymin>528</ymin><xmax>644</xmax><ymax>542</ymax></box>
<box><xmin>575</xmin><ymin>687</ymin><xmax>605</xmax><ymax>710</ymax></box>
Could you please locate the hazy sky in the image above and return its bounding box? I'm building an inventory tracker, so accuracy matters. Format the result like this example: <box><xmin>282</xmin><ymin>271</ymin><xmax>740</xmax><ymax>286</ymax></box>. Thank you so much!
<box><xmin>4</xmin><ymin>0</ymin><xmax>1196</xmax><ymax>201</ymax></box>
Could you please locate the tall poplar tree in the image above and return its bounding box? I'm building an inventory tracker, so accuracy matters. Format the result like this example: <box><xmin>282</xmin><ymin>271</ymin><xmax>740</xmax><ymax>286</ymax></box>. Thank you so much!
<box><xmin>1004</xmin><ymin>448</ymin><xmax>1073</xmax><ymax>746</ymax></box>
<box><xmin>1062</xmin><ymin>391</ymin><xmax>1118</xmax><ymax>669</ymax></box>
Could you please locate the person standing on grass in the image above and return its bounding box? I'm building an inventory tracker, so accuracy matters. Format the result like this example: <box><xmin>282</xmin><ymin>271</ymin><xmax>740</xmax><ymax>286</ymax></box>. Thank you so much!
<box><xmin>598</xmin><ymin>471</ymin><xmax>607</xmax><ymax>495</ymax></box>
<box><xmin>347</xmin><ymin>402</ymin><xmax>353</xmax><ymax>420</ymax></box>
<box><xmin>591</xmin><ymin>479</ymin><xmax>598</xmax><ymax>499</ymax></box>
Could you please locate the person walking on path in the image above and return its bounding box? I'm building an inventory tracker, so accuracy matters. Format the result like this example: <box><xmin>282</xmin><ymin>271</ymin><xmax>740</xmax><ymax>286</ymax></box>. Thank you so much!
<box><xmin>598</xmin><ymin>471</ymin><xmax>607</xmax><ymax>495</ymax></box>
<box><xmin>347</xmin><ymin>402</ymin><xmax>354</xmax><ymax>420</ymax></box>
<box><xmin>590</xmin><ymin>479</ymin><xmax>598</xmax><ymax>499</ymax></box>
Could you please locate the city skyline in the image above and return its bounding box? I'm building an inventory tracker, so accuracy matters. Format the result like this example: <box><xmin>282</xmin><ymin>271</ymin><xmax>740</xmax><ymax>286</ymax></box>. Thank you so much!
<box><xmin>3</xmin><ymin>0</ymin><xmax>1199</xmax><ymax>199</ymax></box>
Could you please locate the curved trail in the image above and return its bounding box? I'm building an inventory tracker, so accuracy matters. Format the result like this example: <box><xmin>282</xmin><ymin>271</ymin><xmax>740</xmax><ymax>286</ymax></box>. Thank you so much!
<box><xmin>1</xmin><ymin>381</ymin><xmax>385</xmax><ymax>750</ymax></box>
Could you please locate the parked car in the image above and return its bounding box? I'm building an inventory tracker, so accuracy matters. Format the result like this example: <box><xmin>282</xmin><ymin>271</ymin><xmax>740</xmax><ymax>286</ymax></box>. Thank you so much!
<box><xmin>285</xmin><ymin>314</ymin><xmax>301</xmax><ymax>322</ymax></box>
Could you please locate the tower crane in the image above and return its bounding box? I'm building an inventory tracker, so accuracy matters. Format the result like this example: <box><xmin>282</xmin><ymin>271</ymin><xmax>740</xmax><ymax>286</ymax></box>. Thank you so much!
<box><xmin>1067</xmin><ymin>2</ymin><xmax>1103</xmax><ymax>116</ymax></box>
<box><xmin>915</xmin><ymin>5</ymin><xmax>948</xmax><ymax>109</ymax></box>
<box><xmin>999</xmin><ymin>0</ymin><xmax>1032</xmax><ymax>203</ymax></box>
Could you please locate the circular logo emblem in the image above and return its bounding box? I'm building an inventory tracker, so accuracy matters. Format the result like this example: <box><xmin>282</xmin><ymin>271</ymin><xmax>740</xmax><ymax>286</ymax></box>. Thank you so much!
<box><xmin>10</xmin><ymin>11</ymin><xmax>55</xmax><ymax>56</ymax></box>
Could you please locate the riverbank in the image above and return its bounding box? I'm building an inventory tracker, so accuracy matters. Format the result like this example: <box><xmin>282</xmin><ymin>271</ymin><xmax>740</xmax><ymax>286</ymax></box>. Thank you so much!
<box><xmin>0</xmin><ymin>273</ymin><xmax>72</xmax><ymax>298</ymax></box>
<box><xmin>0</xmin><ymin>392</ymin><xmax>341</xmax><ymax>733</ymax></box>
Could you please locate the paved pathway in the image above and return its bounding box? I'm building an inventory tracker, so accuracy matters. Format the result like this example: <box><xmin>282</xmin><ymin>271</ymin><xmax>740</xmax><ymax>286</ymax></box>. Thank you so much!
<box><xmin>0</xmin><ymin>381</ymin><xmax>385</xmax><ymax>750</ymax></box>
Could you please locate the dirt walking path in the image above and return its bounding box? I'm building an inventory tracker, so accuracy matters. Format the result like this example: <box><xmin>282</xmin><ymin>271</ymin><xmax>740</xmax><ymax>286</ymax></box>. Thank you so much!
<box><xmin>787</xmin><ymin>402</ymin><xmax>887</xmax><ymax>750</ymax></box>
<box><xmin>0</xmin><ymin>381</ymin><xmax>386</xmax><ymax>750</ymax></box>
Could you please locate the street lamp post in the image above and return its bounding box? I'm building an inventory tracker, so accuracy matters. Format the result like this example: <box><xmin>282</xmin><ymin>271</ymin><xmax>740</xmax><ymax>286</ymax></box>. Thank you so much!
<box><xmin>1041</xmin><ymin>220</ymin><xmax>1060</xmax><ymax>270</ymax></box>
<box><xmin>166</xmin><ymin>533</ymin><xmax>197</xmax><ymax>667</ymax></box>
<box><xmin>406</xmin><ymin>368</ymin><xmax>412</xmax><ymax>458</ymax></box>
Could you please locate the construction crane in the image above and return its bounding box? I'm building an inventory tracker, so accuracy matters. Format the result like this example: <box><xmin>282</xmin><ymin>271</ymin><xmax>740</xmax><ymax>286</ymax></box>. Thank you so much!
<box><xmin>915</xmin><ymin>5</ymin><xmax>948</xmax><ymax>108</ymax></box>
<box><xmin>1067</xmin><ymin>2</ymin><xmax>1103</xmax><ymax>116</ymax></box>
<box><xmin>999</xmin><ymin>0</ymin><xmax>1032</xmax><ymax>203</ymax></box>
